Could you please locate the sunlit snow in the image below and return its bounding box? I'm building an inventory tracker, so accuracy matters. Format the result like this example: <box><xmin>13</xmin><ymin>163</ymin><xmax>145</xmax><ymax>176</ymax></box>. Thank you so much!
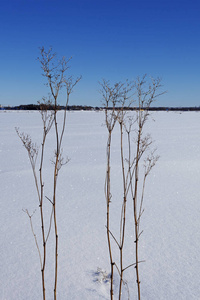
<box><xmin>1</xmin><ymin>110</ymin><xmax>200</xmax><ymax>299</ymax></box>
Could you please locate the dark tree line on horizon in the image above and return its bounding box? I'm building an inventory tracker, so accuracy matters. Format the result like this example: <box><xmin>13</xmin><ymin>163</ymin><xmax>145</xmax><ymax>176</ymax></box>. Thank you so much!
<box><xmin>1</xmin><ymin>103</ymin><xmax>200</xmax><ymax>111</ymax></box>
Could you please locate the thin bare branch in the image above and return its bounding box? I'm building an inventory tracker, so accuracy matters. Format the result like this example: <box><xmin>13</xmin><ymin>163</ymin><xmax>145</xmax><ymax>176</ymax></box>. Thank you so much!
<box><xmin>123</xmin><ymin>260</ymin><xmax>145</xmax><ymax>272</ymax></box>
<box><xmin>105</xmin><ymin>226</ymin><xmax>120</xmax><ymax>248</ymax></box>
<box><xmin>45</xmin><ymin>196</ymin><xmax>53</xmax><ymax>205</ymax></box>
<box><xmin>23</xmin><ymin>209</ymin><xmax>42</xmax><ymax>268</ymax></box>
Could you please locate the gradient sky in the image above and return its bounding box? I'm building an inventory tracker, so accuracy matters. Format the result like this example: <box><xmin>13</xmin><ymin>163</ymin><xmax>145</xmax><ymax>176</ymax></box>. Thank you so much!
<box><xmin>0</xmin><ymin>0</ymin><xmax>200</xmax><ymax>107</ymax></box>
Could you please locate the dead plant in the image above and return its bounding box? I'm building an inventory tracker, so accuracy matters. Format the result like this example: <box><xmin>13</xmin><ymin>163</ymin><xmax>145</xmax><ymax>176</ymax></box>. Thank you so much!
<box><xmin>16</xmin><ymin>47</ymin><xmax>81</xmax><ymax>300</ymax></box>
<box><xmin>101</xmin><ymin>76</ymin><xmax>164</xmax><ymax>299</ymax></box>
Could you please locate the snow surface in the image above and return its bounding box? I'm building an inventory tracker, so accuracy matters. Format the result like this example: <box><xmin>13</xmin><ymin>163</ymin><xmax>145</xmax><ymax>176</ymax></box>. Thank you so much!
<box><xmin>1</xmin><ymin>110</ymin><xmax>200</xmax><ymax>299</ymax></box>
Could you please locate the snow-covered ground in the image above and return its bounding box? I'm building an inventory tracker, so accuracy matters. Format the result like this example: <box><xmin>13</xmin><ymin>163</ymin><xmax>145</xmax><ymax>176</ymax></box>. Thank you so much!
<box><xmin>1</xmin><ymin>110</ymin><xmax>200</xmax><ymax>299</ymax></box>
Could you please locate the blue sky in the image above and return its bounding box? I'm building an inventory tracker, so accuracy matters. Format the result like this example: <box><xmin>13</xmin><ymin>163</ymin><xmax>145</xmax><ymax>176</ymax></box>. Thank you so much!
<box><xmin>0</xmin><ymin>0</ymin><xmax>200</xmax><ymax>107</ymax></box>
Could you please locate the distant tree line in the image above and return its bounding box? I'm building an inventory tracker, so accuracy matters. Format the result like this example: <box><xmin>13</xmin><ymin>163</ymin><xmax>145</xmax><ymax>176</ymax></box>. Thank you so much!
<box><xmin>0</xmin><ymin>104</ymin><xmax>97</xmax><ymax>111</ymax></box>
<box><xmin>1</xmin><ymin>104</ymin><xmax>200</xmax><ymax>111</ymax></box>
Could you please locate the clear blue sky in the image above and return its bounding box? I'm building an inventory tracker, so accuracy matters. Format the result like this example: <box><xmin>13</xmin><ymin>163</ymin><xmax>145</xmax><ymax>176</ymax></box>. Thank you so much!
<box><xmin>0</xmin><ymin>0</ymin><xmax>200</xmax><ymax>107</ymax></box>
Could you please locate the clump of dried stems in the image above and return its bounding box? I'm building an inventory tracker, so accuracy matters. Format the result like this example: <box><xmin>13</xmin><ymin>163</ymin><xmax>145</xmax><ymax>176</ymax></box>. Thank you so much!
<box><xmin>16</xmin><ymin>47</ymin><xmax>81</xmax><ymax>300</ymax></box>
<box><xmin>100</xmin><ymin>75</ymin><xmax>163</xmax><ymax>299</ymax></box>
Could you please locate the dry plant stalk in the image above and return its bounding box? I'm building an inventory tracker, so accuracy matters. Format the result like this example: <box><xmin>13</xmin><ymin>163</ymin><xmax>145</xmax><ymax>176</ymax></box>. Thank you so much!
<box><xmin>16</xmin><ymin>103</ymin><xmax>53</xmax><ymax>300</ymax></box>
<box><xmin>39</xmin><ymin>47</ymin><xmax>81</xmax><ymax>299</ymax></box>
<box><xmin>100</xmin><ymin>80</ymin><xmax>122</xmax><ymax>299</ymax></box>
<box><xmin>100</xmin><ymin>80</ymin><xmax>133</xmax><ymax>299</ymax></box>
<box><xmin>101</xmin><ymin>76</ymin><xmax>163</xmax><ymax>300</ymax></box>
<box><xmin>129</xmin><ymin>76</ymin><xmax>162</xmax><ymax>299</ymax></box>
<box><xmin>16</xmin><ymin>47</ymin><xmax>81</xmax><ymax>300</ymax></box>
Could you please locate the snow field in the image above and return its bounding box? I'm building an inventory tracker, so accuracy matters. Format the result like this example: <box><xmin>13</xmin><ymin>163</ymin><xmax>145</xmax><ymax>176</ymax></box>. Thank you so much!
<box><xmin>0</xmin><ymin>110</ymin><xmax>200</xmax><ymax>299</ymax></box>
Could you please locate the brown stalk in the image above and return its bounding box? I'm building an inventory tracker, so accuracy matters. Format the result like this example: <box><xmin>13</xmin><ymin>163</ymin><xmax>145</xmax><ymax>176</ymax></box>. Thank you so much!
<box><xmin>39</xmin><ymin>47</ymin><xmax>81</xmax><ymax>299</ymax></box>
<box><xmin>129</xmin><ymin>76</ymin><xmax>163</xmax><ymax>300</ymax></box>
<box><xmin>119</xmin><ymin>119</ymin><xmax>129</xmax><ymax>299</ymax></box>
<box><xmin>101</xmin><ymin>80</ymin><xmax>121</xmax><ymax>299</ymax></box>
<box><xmin>17</xmin><ymin>47</ymin><xmax>81</xmax><ymax>300</ymax></box>
<box><xmin>101</xmin><ymin>76</ymin><xmax>163</xmax><ymax>299</ymax></box>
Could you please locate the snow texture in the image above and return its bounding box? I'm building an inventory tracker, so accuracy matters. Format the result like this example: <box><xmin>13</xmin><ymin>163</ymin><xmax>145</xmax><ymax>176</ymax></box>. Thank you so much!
<box><xmin>1</xmin><ymin>110</ymin><xmax>200</xmax><ymax>299</ymax></box>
